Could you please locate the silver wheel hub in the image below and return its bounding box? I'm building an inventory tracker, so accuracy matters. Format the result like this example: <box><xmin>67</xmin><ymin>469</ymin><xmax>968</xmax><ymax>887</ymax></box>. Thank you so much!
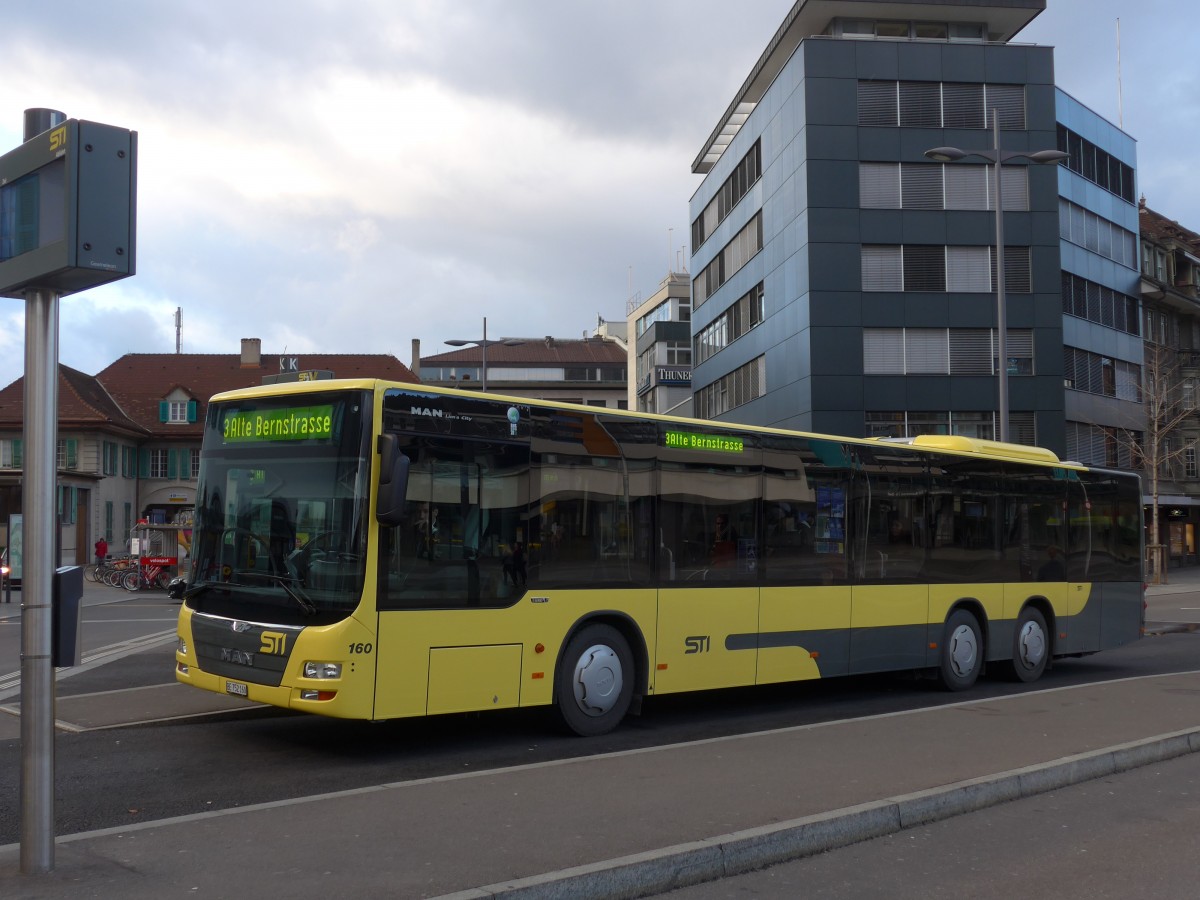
<box><xmin>948</xmin><ymin>624</ymin><xmax>979</xmax><ymax>678</ymax></box>
<box><xmin>1016</xmin><ymin>619</ymin><xmax>1046</xmax><ymax>669</ymax></box>
<box><xmin>572</xmin><ymin>643</ymin><xmax>623</xmax><ymax>717</ymax></box>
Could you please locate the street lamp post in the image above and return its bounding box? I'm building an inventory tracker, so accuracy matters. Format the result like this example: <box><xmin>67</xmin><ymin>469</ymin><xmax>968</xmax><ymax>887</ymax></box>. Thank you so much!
<box><xmin>925</xmin><ymin>110</ymin><xmax>1068</xmax><ymax>443</ymax></box>
<box><xmin>445</xmin><ymin>317</ymin><xmax>518</xmax><ymax>392</ymax></box>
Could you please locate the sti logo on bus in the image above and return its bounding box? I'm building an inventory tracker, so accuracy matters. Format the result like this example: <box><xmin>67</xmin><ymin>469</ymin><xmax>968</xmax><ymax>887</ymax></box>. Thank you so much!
<box><xmin>684</xmin><ymin>635</ymin><xmax>711</xmax><ymax>654</ymax></box>
<box><xmin>260</xmin><ymin>632</ymin><xmax>287</xmax><ymax>655</ymax></box>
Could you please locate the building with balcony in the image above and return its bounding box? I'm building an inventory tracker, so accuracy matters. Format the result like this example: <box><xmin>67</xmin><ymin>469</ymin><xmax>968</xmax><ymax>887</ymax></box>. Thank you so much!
<box><xmin>1136</xmin><ymin>200</ymin><xmax>1200</xmax><ymax>565</ymax></box>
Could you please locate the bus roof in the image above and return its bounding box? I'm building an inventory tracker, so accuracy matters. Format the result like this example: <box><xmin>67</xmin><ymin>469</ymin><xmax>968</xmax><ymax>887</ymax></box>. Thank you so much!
<box><xmin>208</xmin><ymin>378</ymin><xmax>1091</xmax><ymax>473</ymax></box>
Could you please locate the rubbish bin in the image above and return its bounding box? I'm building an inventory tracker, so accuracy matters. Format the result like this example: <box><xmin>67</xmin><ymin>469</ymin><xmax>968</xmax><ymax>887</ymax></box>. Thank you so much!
<box><xmin>53</xmin><ymin>565</ymin><xmax>84</xmax><ymax>667</ymax></box>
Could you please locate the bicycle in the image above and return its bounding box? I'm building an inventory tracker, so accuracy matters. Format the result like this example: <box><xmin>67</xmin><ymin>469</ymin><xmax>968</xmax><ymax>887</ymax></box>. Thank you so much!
<box><xmin>122</xmin><ymin>560</ymin><xmax>170</xmax><ymax>591</ymax></box>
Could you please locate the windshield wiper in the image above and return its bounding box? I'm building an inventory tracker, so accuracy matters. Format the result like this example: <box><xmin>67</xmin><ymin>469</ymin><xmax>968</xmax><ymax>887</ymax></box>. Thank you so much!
<box><xmin>234</xmin><ymin>571</ymin><xmax>318</xmax><ymax>616</ymax></box>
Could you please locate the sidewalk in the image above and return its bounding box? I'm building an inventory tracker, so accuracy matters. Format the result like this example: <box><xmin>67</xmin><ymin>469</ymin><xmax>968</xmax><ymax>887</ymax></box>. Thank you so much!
<box><xmin>2</xmin><ymin>670</ymin><xmax>1199</xmax><ymax>897</ymax></box>
<box><xmin>0</xmin><ymin>574</ymin><xmax>1197</xmax><ymax>898</ymax></box>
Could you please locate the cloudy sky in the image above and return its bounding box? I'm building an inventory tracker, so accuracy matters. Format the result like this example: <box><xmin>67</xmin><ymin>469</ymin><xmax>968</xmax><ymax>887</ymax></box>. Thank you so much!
<box><xmin>0</xmin><ymin>1</ymin><xmax>1194</xmax><ymax>390</ymax></box>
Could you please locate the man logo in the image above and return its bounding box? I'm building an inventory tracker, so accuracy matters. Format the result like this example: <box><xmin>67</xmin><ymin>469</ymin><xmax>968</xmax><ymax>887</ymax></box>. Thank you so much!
<box><xmin>260</xmin><ymin>632</ymin><xmax>287</xmax><ymax>655</ymax></box>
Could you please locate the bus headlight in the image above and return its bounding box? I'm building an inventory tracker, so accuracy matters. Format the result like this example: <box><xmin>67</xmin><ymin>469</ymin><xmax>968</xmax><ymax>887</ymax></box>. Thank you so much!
<box><xmin>303</xmin><ymin>661</ymin><xmax>342</xmax><ymax>679</ymax></box>
<box><xmin>177</xmin><ymin>637</ymin><xmax>188</xmax><ymax>656</ymax></box>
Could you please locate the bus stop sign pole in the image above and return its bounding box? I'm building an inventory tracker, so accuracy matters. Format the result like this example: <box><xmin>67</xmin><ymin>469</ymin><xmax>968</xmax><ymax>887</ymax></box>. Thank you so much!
<box><xmin>2</xmin><ymin>107</ymin><xmax>138</xmax><ymax>874</ymax></box>
<box><xmin>19</xmin><ymin>107</ymin><xmax>66</xmax><ymax>876</ymax></box>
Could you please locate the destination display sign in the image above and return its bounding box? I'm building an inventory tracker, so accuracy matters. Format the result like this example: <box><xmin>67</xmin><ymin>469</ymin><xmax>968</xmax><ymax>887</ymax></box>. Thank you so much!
<box><xmin>663</xmin><ymin>430</ymin><xmax>745</xmax><ymax>454</ymax></box>
<box><xmin>222</xmin><ymin>405</ymin><xmax>334</xmax><ymax>443</ymax></box>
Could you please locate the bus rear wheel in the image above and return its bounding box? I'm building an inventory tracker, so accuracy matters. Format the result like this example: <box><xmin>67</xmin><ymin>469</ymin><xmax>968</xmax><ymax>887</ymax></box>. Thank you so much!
<box><xmin>938</xmin><ymin>609</ymin><xmax>982</xmax><ymax>691</ymax></box>
<box><xmin>1006</xmin><ymin>607</ymin><xmax>1049</xmax><ymax>683</ymax></box>
<box><xmin>556</xmin><ymin>623</ymin><xmax>633</xmax><ymax>737</ymax></box>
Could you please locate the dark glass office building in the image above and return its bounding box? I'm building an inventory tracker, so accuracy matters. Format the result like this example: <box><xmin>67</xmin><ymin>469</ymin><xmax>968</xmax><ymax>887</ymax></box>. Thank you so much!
<box><xmin>689</xmin><ymin>0</ymin><xmax>1140</xmax><ymax>461</ymax></box>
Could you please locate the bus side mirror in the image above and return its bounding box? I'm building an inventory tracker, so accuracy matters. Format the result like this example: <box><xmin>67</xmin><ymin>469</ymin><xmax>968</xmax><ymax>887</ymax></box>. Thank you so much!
<box><xmin>376</xmin><ymin>433</ymin><xmax>410</xmax><ymax>527</ymax></box>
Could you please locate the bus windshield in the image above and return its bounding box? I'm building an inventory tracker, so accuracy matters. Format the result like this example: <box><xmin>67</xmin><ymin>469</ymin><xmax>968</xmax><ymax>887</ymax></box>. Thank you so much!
<box><xmin>185</xmin><ymin>390</ymin><xmax>373</xmax><ymax>625</ymax></box>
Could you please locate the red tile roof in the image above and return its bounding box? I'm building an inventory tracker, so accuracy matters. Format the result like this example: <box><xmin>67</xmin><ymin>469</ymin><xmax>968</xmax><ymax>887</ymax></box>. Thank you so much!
<box><xmin>1139</xmin><ymin>200</ymin><xmax>1200</xmax><ymax>250</ymax></box>
<box><xmin>0</xmin><ymin>352</ymin><xmax>417</xmax><ymax>438</ymax></box>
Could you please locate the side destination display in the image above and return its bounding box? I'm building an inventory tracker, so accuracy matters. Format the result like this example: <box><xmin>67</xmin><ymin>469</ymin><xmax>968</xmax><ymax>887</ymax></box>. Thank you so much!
<box><xmin>223</xmin><ymin>405</ymin><xmax>334</xmax><ymax>443</ymax></box>
<box><xmin>664</xmin><ymin>429</ymin><xmax>745</xmax><ymax>454</ymax></box>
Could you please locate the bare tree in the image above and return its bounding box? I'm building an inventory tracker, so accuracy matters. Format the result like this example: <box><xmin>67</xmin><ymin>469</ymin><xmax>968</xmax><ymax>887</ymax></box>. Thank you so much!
<box><xmin>1103</xmin><ymin>340</ymin><xmax>1197</xmax><ymax>584</ymax></box>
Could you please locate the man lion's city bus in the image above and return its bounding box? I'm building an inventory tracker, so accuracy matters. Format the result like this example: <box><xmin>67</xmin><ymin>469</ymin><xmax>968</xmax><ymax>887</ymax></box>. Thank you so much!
<box><xmin>173</xmin><ymin>379</ymin><xmax>1144</xmax><ymax>735</ymax></box>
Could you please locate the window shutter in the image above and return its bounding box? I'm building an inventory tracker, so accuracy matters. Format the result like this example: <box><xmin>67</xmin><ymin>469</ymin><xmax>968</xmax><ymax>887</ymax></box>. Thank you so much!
<box><xmin>905</xmin><ymin>329</ymin><xmax>949</xmax><ymax>374</ymax></box>
<box><xmin>947</xmin><ymin>246</ymin><xmax>991</xmax><ymax>292</ymax></box>
<box><xmin>167</xmin><ymin>449</ymin><xmax>178</xmax><ymax>479</ymax></box>
<box><xmin>999</xmin><ymin>246</ymin><xmax>1032</xmax><ymax>293</ymax></box>
<box><xmin>945</xmin><ymin>165</ymin><xmax>988</xmax><ymax>210</ymax></box>
<box><xmin>859</xmin><ymin>163</ymin><xmax>900</xmax><ymax>208</ymax></box>
<box><xmin>902</xmin><ymin>245</ymin><xmax>946</xmax><ymax>292</ymax></box>
<box><xmin>899</xmin><ymin>81</ymin><xmax>941</xmax><ymax>127</ymax></box>
<box><xmin>985</xmin><ymin>84</ymin><xmax>1025</xmax><ymax>128</ymax></box>
<box><xmin>900</xmin><ymin>163</ymin><xmax>942</xmax><ymax>209</ymax></box>
<box><xmin>139</xmin><ymin>448</ymin><xmax>150</xmax><ymax>478</ymax></box>
<box><xmin>66</xmin><ymin>438</ymin><xmax>77</xmax><ymax>469</ymax></box>
<box><xmin>13</xmin><ymin>439</ymin><xmax>21</xmax><ymax>468</ymax></box>
<box><xmin>861</xmin><ymin>246</ymin><xmax>903</xmax><ymax>291</ymax></box>
<box><xmin>159</xmin><ymin>401</ymin><xmax>169</xmax><ymax>422</ymax></box>
<box><xmin>858</xmin><ymin>81</ymin><xmax>898</xmax><ymax>126</ymax></box>
<box><xmin>187</xmin><ymin>399</ymin><xmax>198</xmax><ymax>422</ymax></box>
<box><xmin>863</xmin><ymin>329</ymin><xmax>904</xmax><ymax>374</ymax></box>
<box><xmin>950</xmin><ymin>329</ymin><xmax>993</xmax><ymax>374</ymax></box>
<box><xmin>942</xmin><ymin>82</ymin><xmax>984</xmax><ymax>128</ymax></box>
<box><xmin>1000</xmin><ymin>166</ymin><xmax>1029</xmax><ymax>211</ymax></box>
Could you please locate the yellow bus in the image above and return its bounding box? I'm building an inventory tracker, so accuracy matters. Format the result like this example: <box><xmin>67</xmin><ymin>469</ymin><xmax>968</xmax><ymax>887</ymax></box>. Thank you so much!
<box><xmin>173</xmin><ymin>379</ymin><xmax>1144</xmax><ymax>735</ymax></box>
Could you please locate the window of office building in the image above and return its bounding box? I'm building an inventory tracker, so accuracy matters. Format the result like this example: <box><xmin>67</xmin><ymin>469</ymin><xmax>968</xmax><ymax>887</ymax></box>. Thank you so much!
<box><xmin>1066</xmin><ymin>420</ymin><xmax>1138</xmax><ymax>468</ymax></box>
<box><xmin>866</xmin><ymin>410</ymin><xmax>1035</xmax><ymax>444</ymax></box>
<box><xmin>1063</xmin><ymin>347</ymin><xmax>1142</xmax><ymax>401</ymax></box>
<box><xmin>692</xmin><ymin>141</ymin><xmax>762</xmax><ymax>251</ymax></box>
<box><xmin>694</xmin><ymin>355</ymin><xmax>766</xmax><ymax>418</ymax></box>
<box><xmin>862</xmin><ymin>245</ymin><xmax>1030</xmax><ymax>292</ymax></box>
<box><xmin>694</xmin><ymin>212</ymin><xmax>763</xmax><ymax>310</ymax></box>
<box><xmin>860</xmin><ymin>162</ymin><xmax>1028</xmax><ymax>212</ymax></box>
<box><xmin>1056</xmin><ymin>125</ymin><xmax>1135</xmax><ymax>204</ymax></box>
<box><xmin>1060</xmin><ymin>272</ymin><xmax>1139</xmax><ymax>335</ymax></box>
<box><xmin>694</xmin><ymin>282</ymin><xmax>765</xmax><ymax>364</ymax></box>
<box><xmin>1058</xmin><ymin>199</ymin><xmax>1137</xmax><ymax>268</ymax></box>
<box><xmin>858</xmin><ymin>81</ymin><xmax>1025</xmax><ymax>129</ymax></box>
<box><xmin>864</xmin><ymin>328</ymin><xmax>1033</xmax><ymax>376</ymax></box>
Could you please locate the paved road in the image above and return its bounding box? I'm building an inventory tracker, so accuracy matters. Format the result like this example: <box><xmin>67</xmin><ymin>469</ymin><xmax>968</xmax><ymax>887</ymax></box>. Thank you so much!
<box><xmin>0</xmin><ymin>574</ymin><xmax>1196</xmax><ymax>897</ymax></box>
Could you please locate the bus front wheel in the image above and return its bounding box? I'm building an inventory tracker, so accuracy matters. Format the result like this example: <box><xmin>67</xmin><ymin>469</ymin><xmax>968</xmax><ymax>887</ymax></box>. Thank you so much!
<box><xmin>556</xmin><ymin>623</ymin><xmax>633</xmax><ymax>737</ymax></box>
<box><xmin>938</xmin><ymin>609</ymin><xmax>982</xmax><ymax>691</ymax></box>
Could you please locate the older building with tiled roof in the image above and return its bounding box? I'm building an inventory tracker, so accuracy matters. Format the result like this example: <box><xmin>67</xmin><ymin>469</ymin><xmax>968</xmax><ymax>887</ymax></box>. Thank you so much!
<box><xmin>0</xmin><ymin>339</ymin><xmax>416</xmax><ymax>567</ymax></box>
<box><xmin>1137</xmin><ymin>199</ymin><xmax>1200</xmax><ymax>570</ymax></box>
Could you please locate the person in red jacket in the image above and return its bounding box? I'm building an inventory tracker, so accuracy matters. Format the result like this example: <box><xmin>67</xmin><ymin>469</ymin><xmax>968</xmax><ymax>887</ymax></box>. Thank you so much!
<box><xmin>95</xmin><ymin>537</ymin><xmax>108</xmax><ymax>565</ymax></box>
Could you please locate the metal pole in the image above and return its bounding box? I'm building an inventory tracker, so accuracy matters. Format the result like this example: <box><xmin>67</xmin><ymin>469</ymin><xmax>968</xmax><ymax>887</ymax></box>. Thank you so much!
<box><xmin>21</xmin><ymin>286</ymin><xmax>59</xmax><ymax>873</ymax></box>
<box><xmin>992</xmin><ymin>108</ymin><xmax>1009</xmax><ymax>443</ymax></box>
<box><xmin>481</xmin><ymin>317</ymin><xmax>488</xmax><ymax>393</ymax></box>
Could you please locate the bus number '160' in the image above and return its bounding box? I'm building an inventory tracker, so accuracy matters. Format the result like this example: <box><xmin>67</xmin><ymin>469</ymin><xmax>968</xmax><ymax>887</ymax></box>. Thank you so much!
<box><xmin>348</xmin><ymin>643</ymin><xmax>373</xmax><ymax>654</ymax></box>
<box><xmin>684</xmin><ymin>635</ymin><xmax>710</xmax><ymax>654</ymax></box>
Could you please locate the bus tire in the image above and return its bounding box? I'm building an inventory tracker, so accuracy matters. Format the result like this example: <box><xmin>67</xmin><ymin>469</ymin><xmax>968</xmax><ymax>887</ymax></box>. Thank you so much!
<box><xmin>1006</xmin><ymin>607</ymin><xmax>1049</xmax><ymax>683</ymax></box>
<box><xmin>556</xmin><ymin>623</ymin><xmax>633</xmax><ymax>737</ymax></box>
<box><xmin>938</xmin><ymin>609</ymin><xmax>982</xmax><ymax>691</ymax></box>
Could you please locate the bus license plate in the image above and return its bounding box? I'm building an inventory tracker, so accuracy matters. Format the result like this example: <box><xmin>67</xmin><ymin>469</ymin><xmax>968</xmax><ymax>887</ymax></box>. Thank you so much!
<box><xmin>226</xmin><ymin>680</ymin><xmax>248</xmax><ymax>697</ymax></box>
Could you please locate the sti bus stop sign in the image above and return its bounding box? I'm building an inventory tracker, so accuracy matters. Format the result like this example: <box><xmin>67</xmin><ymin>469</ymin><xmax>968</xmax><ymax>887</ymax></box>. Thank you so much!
<box><xmin>0</xmin><ymin>118</ymin><xmax>137</xmax><ymax>297</ymax></box>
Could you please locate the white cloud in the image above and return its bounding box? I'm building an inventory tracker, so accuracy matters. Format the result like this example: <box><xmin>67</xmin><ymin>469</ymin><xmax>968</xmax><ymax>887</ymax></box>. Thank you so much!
<box><xmin>0</xmin><ymin>0</ymin><xmax>1195</xmax><ymax>394</ymax></box>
